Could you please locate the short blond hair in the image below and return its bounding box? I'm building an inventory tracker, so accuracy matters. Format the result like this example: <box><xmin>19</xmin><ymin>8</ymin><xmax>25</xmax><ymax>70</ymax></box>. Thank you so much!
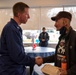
<box><xmin>13</xmin><ymin>2</ymin><xmax>29</xmax><ymax>17</ymax></box>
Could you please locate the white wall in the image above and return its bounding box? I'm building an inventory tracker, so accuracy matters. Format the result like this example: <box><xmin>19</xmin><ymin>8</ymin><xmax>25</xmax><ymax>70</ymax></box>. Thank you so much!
<box><xmin>0</xmin><ymin>0</ymin><xmax>76</xmax><ymax>35</ymax></box>
<box><xmin>0</xmin><ymin>0</ymin><xmax>76</xmax><ymax>8</ymax></box>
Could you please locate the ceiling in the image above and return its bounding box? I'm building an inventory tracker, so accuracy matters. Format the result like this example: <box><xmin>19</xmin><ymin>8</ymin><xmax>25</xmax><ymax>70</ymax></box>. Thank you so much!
<box><xmin>0</xmin><ymin>0</ymin><xmax>76</xmax><ymax>8</ymax></box>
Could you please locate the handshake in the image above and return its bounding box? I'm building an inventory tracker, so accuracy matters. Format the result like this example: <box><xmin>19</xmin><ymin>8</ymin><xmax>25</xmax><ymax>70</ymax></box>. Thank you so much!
<box><xmin>35</xmin><ymin>56</ymin><xmax>67</xmax><ymax>75</ymax></box>
<box><xmin>35</xmin><ymin>56</ymin><xmax>43</xmax><ymax>66</ymax></box>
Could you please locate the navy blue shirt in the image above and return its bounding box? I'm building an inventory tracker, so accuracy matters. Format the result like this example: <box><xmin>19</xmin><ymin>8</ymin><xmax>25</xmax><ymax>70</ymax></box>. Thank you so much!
<box><xmin>0</xmin><ymin>19</ymin><xmax>35</xmax><ymax>75</ymax></box>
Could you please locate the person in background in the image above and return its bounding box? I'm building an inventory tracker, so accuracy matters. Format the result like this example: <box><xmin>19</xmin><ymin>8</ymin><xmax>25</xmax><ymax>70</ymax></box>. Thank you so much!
<box><xmin>0</xmin><ymin>2</ymin><xmax>41</xmax><ymax>75</ymax></box>
<box><xmin>39</xmin><ymin>27</ymin><xmax>49</xmax><ymax>47</ymax></box>
<box><xmin>37</xmin><ymin>11</ymin><xmax>76</xmax><ymax>75</ymax></box>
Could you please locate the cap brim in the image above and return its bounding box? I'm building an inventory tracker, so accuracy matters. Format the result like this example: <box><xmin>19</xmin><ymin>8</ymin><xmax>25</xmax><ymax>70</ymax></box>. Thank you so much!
<box><xmin>51</xmin><ymin>17</ymin><xmax>56</xmax><ymax>21</ymax></box>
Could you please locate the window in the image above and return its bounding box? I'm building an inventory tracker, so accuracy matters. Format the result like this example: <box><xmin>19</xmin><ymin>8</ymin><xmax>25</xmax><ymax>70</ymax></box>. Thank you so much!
<box><xmin>22</xmin><ymin>7</ymin><xmax>63</xmax><ymax>44</ymax></box>
<box><xmin>0</xmin><ymin>6</ymin><xmax>76</xmax><ymax>44</ymax></box>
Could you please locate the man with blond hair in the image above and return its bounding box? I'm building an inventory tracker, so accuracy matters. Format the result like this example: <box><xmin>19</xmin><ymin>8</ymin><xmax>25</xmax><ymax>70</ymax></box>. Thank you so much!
<box><xmin>0</xmin><ymin>2</ymin><xmax>41</xmax><ymax>75</ymax></box>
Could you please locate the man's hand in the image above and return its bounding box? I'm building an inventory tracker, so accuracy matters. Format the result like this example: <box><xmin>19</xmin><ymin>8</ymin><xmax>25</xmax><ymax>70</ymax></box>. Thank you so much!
<box><xmin>35</xmin><ymin>56</ymin><xmax>43</xmax><ymax>66</ymax></box>
<box><xmin>42</xmin><ymin>39</ymin><xmax>45</xmax><ymax>41</ymax></box>
<box><xmin>59</xmin><ymin>68</ymin><xmax>67</xmax><ymax>75</ymax></box>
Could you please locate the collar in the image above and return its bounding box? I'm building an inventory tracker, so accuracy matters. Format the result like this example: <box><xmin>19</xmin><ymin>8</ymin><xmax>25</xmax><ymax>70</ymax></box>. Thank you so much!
<box><xmin>59</xmin><ymin>26</ymin><xmax>72</xmax><ymax>40</ymax></box>
<box><xmin>11</xmin><ymin>18</ymin><xmax>22</xmax><ymax>30</ymax></box>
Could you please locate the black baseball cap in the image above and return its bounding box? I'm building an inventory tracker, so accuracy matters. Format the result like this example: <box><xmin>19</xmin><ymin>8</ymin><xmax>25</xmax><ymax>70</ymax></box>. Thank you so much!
<box><xmin>51</xmin><ymin>11</ymin><xmax>72</xmax><ymax>21</ymax></box>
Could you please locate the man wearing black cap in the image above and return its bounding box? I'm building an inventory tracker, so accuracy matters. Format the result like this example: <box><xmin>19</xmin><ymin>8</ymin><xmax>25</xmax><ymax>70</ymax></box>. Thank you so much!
<box><xmin>37</xmin><ymin>11</ymin><xmax>76</xmax><ymax>75</ymax></box>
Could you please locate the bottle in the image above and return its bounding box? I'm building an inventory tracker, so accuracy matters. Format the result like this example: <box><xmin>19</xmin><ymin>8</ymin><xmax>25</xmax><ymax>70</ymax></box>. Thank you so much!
<box><xmin>61</xmin><ymin>56</ymin><xmax>67</xmax><ymax>70</ymax></box>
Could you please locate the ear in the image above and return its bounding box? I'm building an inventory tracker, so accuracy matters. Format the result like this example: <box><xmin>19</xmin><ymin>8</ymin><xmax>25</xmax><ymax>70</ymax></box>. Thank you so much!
<box><xmin>17</xmin><ymin>12</ymin><xmax>21</xmax><ymax>18</ymax></box>
<box><xmin>63</xmin><ymin>18</ymin><xmax>67</xmax><ymax>25</ymax></box>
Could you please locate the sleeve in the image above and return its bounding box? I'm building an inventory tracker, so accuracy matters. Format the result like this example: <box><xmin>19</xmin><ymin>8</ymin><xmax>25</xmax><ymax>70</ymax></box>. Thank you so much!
<box><xmin>6</xmin><ymin>27</ymin><xmax>35</xmax><ymax>66</ymax></box>
<box><xmin>67</xmin><ymin>32</ymin><xmax>76</xmax><ymax>75</ymax></box>
<box><xmin>43</xmin><ymin>54</ymin><xmax>55</xmax><ymax>63</ymax></box>
<box><xmin>67</xmin><ymin>65</ymin><xmax>76</xmax><ymax>75</ymax></box>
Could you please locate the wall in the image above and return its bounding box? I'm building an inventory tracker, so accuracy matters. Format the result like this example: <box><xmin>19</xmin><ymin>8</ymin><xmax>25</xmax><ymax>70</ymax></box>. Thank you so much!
<box><xmin>0</xmin><ymin>0</ymin><xmax>76</xmax><ymax>8</ymax></box>
<box><xmin>0</xmin><ymin>0</ymin><xmax>76</xmax><ymax>35</ymax></box>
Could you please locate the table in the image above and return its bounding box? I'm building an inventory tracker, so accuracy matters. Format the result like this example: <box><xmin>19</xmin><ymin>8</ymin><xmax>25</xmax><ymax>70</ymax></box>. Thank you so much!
<box><xmin>24</xmin><ymin>46</ymin><xmax>55</xmax><ymax>57</ymax></box>
<box><xmin>24</xmin><ymin>46</ymin><xmax>55</xmax><ymax>75</ymax></box>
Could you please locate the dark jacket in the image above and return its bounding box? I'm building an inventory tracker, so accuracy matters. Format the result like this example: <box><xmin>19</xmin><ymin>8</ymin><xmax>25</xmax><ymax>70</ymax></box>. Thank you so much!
<box><xmin>39</xmin><ymin>32</ymin><xmax>49</xmax><ymax>47</ymax></box>
<box><xmin>43</xmin><ymin>27</ymin><xmax>76</xmax><ymax>75</ymax></box>
<box><xmin>0</xmin><ymin>19</ymin><xmax>35</xmax><ymax>75</ymax></box>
